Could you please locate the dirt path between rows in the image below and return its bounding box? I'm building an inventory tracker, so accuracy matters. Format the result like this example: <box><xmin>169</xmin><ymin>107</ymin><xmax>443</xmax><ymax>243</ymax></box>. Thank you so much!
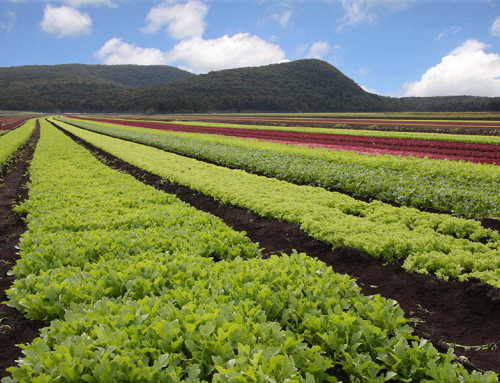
<box><xmin>53</xmin><ymin>121</ymin><xmax>500</xmax><ymax>375</ymax></box>
<box><xmin>0</xmin><ymin>123</ymin><xmax>45</xmax><ymax>380</ymax></box>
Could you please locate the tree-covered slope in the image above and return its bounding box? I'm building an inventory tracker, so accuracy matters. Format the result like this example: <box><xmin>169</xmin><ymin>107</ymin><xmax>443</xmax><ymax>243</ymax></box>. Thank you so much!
<box><xmin>139</xmin><ymin>59</ymin><xmax>400</xmax><ymax>113</ymax></box>
<box><xmin>0</xmin><ymin>63</ymin><xmax>195</xmax><ymax>88</ymax></box>
<box><xmin>0</xmin><ymin>64</ymin><xmax>195</xmax><ymax>111</ymax></box>
<box><xmin>1</xmin><ymin>60</ymin><xmax>499</xmax><ymax>113</ymax></box>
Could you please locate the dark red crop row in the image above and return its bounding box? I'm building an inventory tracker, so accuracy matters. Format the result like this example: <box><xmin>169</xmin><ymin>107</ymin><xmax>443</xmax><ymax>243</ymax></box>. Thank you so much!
<box><xmin>263</xmin><ymin>139</ymin><xmax>495</xmax><ymax>163</ymax></box>
<box><xmin>0</xmin><ymin>118</ymin><xmax>31</xmax><ymax>131</ymax></box>
<box><xmin>146</xmin><ymin>115</ymin><xmax>500</xmax><ymax>129</ymax></box>
<box><xmin>72</xmin><ymin>116</ymin><xmax>500</xmax><ymax>165</ymax></box>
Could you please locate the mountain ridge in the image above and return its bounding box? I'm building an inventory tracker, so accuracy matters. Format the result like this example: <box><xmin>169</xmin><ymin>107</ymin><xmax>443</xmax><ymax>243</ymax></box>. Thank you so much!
<box><xmin>0</xmin><ymin>60</ymin><xmax>499</xmax><ymax>113</ymax></box>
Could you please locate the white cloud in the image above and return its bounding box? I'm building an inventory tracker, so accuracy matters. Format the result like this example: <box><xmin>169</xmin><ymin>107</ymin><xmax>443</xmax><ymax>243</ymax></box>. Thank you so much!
<box><xmin>491</xmin><ymin>16</ymin><xmax>500</xmax><ymax>37</ymax></box>
<box><xmin>359</xmin><ymin>67</ymin><xmax>369</xmax><ymax>76</ymax></box>
<box><xmin>402</xmin><ymin>39</ymin><xmax>500</xmax><ymax>97</ymax></box>
<box><xmin>337</xmin><ymin>0</ymin><xmax>412</xmax><ymax>31</ymax></box>
<box><xmin>94</xmin><ymin>38</ymin><xmax>167</xmax><ymax>65</ymax></box>
<box><xmin>95</xmin><ymin>33</ymin><xmax>288</xmax><ymax>73</ymax></box>
<box><xmin>141</xmin><ymin>0</ymin><xmax>208</xmax><ymax>40</ymax></box>
<box><xmin>40</xmin><ymin>5</ymin><xmax>92</xmax><ymax>38</ymax></box>
<box><xmin>0</xmin><ymin>10</ymin><xmax>15</xmax><ymax>32</ymax></box>
<box><xmin>272</xmin><ymin>6</ymin><xmax>292</xmax><ymax>26</ymax></box>
<box><xmin>361</xmin><ymin>85</ymin><xmax>379</xmax><ymax>94</ymax></box>
<box><xmin>63</xmin><ymin>0</ymin><xmax>117</xmax><ymax>8</ymax></box>
<box><xmin>307</xmin><ymin>42</ymin><xmax>331</xmax><ymax>59</ymax></box>
<box><xmin>165</xmin><ymin>34</ymin><xmax>288</xmax><ymax>73</ymax></box>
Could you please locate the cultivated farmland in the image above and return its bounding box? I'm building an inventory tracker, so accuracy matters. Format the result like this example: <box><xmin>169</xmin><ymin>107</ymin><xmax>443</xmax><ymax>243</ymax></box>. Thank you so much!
<box><xmin>1</xmin><ymin>116</ymin><xmax>500</xmax><ymax>382</ymax></box>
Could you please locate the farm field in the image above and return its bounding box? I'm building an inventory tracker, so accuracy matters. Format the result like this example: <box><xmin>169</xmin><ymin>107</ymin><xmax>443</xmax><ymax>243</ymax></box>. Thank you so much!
<box><xmin>54</xmin><ymin>117</ymin><xmax>500</xmax><ymax>284</ymax></box>
<box><xmin>123</xmin><ymin>112</ymin><xmax>500</xmax><ymax>121</ymax></box>
<box><xmin>0</xmin><ymin>118</ymin><xmax>33</xmax><ymax>132</ymax></box>
<box><xmin>70</xmin><ymin>115</ymin><xmax>500</xmax><ymax>165</ymax></box>
<box><xmin>154</xmin><ymin>115</ymin><xmax>500</xmax><ymax>128</ymax></box>
<box><xmin>112</xmin><ymin>113</ymin><xmax>500</xmax><ymax>135</ymax></box>
<box><xmin>1</xmin><ymin>117</ymin><xmax>500</xmax><ymax>381</ymax></box>
<box><xmin>61</xmin><ymin>116</ymin><xmax>500</xmax><ymax>219</ymax></box>
<box><xmin>0</xmin><ymin>119</ymin><xmax>36</xmax><ymax>169</ymax></box>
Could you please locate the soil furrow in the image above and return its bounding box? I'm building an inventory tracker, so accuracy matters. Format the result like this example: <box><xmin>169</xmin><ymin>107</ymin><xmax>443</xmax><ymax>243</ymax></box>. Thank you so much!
<box><xmin>52</xmin><ymin>119</ymin><xmax>500</xmax><ymax>374</ymax></box>
<box><xmin>0</xmin><ymin>122</ymin><xmax>45</xmax><ymax>380</ymax></box>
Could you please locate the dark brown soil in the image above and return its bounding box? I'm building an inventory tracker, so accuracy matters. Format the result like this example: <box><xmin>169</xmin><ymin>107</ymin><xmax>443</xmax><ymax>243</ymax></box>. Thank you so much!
<box><xmin>53</xmin><ymin>120</ymin><xmax>500</xmax><ymax>375</ymax></box>
<box><xmin>0</xmin><ymin>123</ymin><xmax>45</xmax><ymax>380</ymax></box>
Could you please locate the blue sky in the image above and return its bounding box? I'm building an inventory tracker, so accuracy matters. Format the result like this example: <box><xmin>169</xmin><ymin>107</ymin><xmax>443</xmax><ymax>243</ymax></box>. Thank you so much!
<box><xmin>1</xmin><ymin>0</ymin><xmax>500</xmax><ymax>97</ymax></box>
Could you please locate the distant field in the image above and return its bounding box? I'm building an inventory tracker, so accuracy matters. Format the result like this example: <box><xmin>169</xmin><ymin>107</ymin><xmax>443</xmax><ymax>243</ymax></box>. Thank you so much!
<box><xmin>97</xmin><ymin>112</ymin><xmax>500</xmax><ymax>136</ymax></box>
<box><xmin>114</xmin><ymin>111</ymin><xmax>500</xmax><ymax>121</ymax></box>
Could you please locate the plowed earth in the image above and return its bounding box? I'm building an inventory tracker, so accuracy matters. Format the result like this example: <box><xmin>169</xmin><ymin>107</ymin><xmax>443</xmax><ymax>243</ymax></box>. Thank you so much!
<box><xmin>71</xmin><ymin>116</ymin><xmax>500</xmax><ymax>165</ymax></box>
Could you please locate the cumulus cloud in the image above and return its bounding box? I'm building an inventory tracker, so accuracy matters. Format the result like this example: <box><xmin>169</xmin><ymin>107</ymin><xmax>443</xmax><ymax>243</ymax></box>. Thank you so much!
<box><xmin>306</xmin><ymin>42</ymin><xmax>331</xmax><ymax>59</ymax></box>
<box><xmin>402</xmin><ymin>39</ymin><xmax>500</xmax><ymax>97</ymax></box>
<box><xmin>337</xmin><ymin>0</ymin><xmax>412</xmax><ymax>31</ymax></box>
<box><xmin>40</xmin><ymin>5</ymin><xmax>92</xmax><ymax>38</ymax></box>
<box><xmin>0</xmin><ymin>10</ymin><xmax>15</xmax><ymax>32</ymax></box>
<box><xmin>94</xmin><ymin>38</ymin><xmax>167</xmax><ymax>65</ymax></box>
<box><xmin>491</xmin><ymin>16</ymin><xmax>500</xmax><ymax>37</ymax></box>
<box><xmin>165</xmin><ymin>33</ymin><xmax>287</xmax><ymax>72</ymax></box>
<box><xmin>141</xmin><ymin>0</ymin><xmax>208</xmax><ymax>40</ymax></box>
<box><xmin>63</xmin><ymin>0</ymin><xmax>117</xmax><ymax>8</ymax></box>
<box><xmin>95</xmin><ymin>34</ymin><xmax>287</xmax><ymax>73</ymax></box>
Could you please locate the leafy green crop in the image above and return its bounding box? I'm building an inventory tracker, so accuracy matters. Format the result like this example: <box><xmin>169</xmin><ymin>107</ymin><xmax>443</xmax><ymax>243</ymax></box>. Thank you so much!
<box><xmin>58</xmin><ymin>116</ymin><xmax>500</xmax><ymax>218</ymax></box>
<box><xmin>85</xmin><ymin>116</ymin><xmax>500</xmax><ymax>145</ymax></box>
<box><xmin>5</xmin><ymin>119</ymin><xmax>498</xmax><ymax>382</ymax></box>
<box><xmin>52</xmin><ymin>119</ymin><xmax>500</xmax><ymax>288</ymax></box>
<box><xmin>0</xmin><ymin>119</ymin><xmax>36</xmax><ymax>168</ymax></box>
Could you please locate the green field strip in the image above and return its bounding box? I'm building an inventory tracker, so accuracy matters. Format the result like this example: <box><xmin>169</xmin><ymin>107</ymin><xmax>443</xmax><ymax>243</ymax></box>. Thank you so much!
<box><xmin>5</xmin><ymin>120</ymin><xmax>495</xmax><ymax>381</ymax></box>
<box><xmin>52</xmin><ymin>119</ymin><xmax>500</xmax><ymax>290</ymax></box>
<box><xmin>59</xmin><ymin>116</ymin><xmax>500</xmax><ymax>218</ymax></box>
<box><xmin>0</xmin><ymin>119</ymin><xmax>36</xmax><ymax>168</ymax></box>
<box><xmin>80</xmin><ymin>115</ymin><xmax>500</xmax><ymax>144</ymax></box>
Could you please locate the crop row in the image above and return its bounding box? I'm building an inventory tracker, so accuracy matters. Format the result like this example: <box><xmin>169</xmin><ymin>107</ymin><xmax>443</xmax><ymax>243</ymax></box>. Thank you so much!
<box><xmin>0</xmin><ymin>117</ymin><xmax>32</xmax><ymax>131</ymax></box>
<box><xmin>52</xmin><ymin>118</ymin><xmax>500</xmax><ymax>290</ymax></box>
<box><xmin>59</xmin><ymin>116</ymin><xmax>500</xmax><ymax>218</ymax></box>
<box><xmin>74</xmin><ymin>116</ymin><xmax>500</xmax><ymax>164</ymax></box>
<box><xmin>72</xmin><ymin>115</ymin><xmax>500</xmax><ymax>145</ymax></box>
<box><xmin>259</xmin><ymin>138</ymin><xmax>491</xmax><ymax>163</ymax></box>
<box><xmin>0</xmin><ymin>119</ymin><xmax>36</xmax><ymax>168</ymax></box>
<box><xmin>6</xmin><ymin>120</ymin><xmax>494</xmax><ymax>382</ymax></box>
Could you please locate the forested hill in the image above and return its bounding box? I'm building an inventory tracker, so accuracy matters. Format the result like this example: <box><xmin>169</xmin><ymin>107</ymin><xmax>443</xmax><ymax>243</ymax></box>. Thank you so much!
<box><xmin>0</xmin><ymin>64</ymin><xmax>195</xmax><ymax>111</ymax></box>
<box><xmin>1</xmin><ymin>60</ymin><xmax>499</xmax><ymax>113</ymax></box>
<box><xmin>139</xmin><ymin>59</ymin><xmax>396</xmax><ymax>113</ymax></box>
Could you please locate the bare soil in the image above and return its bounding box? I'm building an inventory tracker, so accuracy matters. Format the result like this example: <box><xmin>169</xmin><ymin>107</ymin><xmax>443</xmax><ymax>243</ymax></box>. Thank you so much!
<box><xmin>0</xmin><ymin>124</ymin><xmax>45</xmax><ymax>380</ymax></box>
